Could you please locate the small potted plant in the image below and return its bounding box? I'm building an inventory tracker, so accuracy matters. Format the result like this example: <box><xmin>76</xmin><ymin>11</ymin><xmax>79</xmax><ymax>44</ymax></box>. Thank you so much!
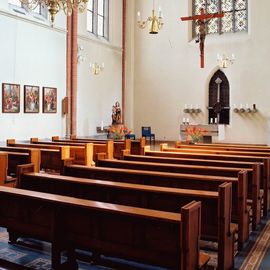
<box><xmin>185</xmin><ymin>126</ymin><xmax>206</xmax><ymax>144</ymax></box>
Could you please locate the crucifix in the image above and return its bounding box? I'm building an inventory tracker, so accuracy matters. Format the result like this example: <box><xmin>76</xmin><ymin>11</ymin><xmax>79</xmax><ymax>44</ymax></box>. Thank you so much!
<box><xmin>181</xmin><ymin>8</ymin><xmax>224</xmax><ymax>68</ymax></box>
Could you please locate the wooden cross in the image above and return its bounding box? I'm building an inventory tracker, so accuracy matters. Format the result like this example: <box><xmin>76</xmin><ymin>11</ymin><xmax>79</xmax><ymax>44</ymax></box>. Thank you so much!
<box><xmin>181</xmin><ymin>8</ymin><xmax>224</xmax><ymax>68</ymax></box>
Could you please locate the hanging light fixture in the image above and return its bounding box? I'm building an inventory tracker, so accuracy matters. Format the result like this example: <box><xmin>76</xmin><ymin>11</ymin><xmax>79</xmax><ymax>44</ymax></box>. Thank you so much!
<box><xmin>19</xmin><ymin>0</ymin><xmax>88</xmax><ymax>25</ymax></box>
<box><xmin>217</xmin><ymin>54</ymin><xmax>235</xmax><ymax>68</ymax></box>
<box><xmin>90</xmin><ymin>62</ymin><xmax>104</xmax><ymax>75</ymax></box>
<box><xmin>137</xmin><ymin>0</ymin><xmax>164</xmax><ymax>34</ymax></box>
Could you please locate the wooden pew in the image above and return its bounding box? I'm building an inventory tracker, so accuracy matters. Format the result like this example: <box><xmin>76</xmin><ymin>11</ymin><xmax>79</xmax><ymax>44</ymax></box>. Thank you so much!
<box><xmin>31</xmin><ymin>137</ymin><xmax>113</xmax><ymax>162</ymax></box>
<box><xmin>175</xmin><ymin>141</ymin><xmax>270</xmax><ymax>152</ymax></box>
<box><xmin>0</xmin><ymin>153</ymin><xmax>16</xmax><ymax>187</ymax></box>
<box><xmin>7</xmin><ymin>139</ymin><xmax>92</xmax><ymax>168</ymax></box>
<box><xmin>17</xmin><ymin>165</ymin><xmax>233</xmax><ymax>269</ymax></box>
<box><xmin>65</xmin><ymin>135</ymin><xmax>146</xmax><ymax>157</ymax></box>
<box><xmin>0</xmin><ymin>146</ymin><xmax>40</xmax><ymax>174</ymax></box>
<box><xmin>123</xmin><ymin>154</ymin><xmax>262</xmax><ymax>226</ymax></box>
<box><xmin>62</xmin><ymin>162</ymin><xmax>249</xmax><ymax>249</ymax></box>
<box><xmin>146</xmin><ymin>149</ymin><xmax>270</xmax><ymax>216</ymax></box>
<box><xmin>6</xmin><ymin>140</ymin><xmax>69</xmax><ymax>172</ymax></box>
<box><xmin>52</xmin><ymin>136</ymin><xmax>131</xmax><ymax>159</ymax></box>
<box><xmin>97</xmin><ymin>158</ymin><xmax>260</xmax><ymax>230</ymax></box>
<box><xmin>0</xmin><ymin>186</ymin><xmax>208</xmax><ymax>270</ymax></box>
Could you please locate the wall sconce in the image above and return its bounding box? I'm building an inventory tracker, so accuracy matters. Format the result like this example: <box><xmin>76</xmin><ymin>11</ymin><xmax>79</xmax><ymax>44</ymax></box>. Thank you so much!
<box><xmin>90</xmin><ymin>62</ymin><xmax>104</xmax><ymax>75</ymax></box>
<box><xmin>137</xmin><ymin>0</ymin><xmax>164</xmax><ymax>34</ymax></box>
<box><xmin>233</xmin><ymin>104</ymin><xmax>258</xmax><ymax>113</ymax></box>
<box><xmin>183</xmin><ymin>104</ymin><xmax>201</xmax><ymax>114</ymax></box>
<box><xmin>217</xmin><ymin>54</ymin><xmax>235</xmax><ymax>68</ymax></box>
<box><xmin>77</xmin><ymin>45</ymin><xmax>85</xmax><ymax>64</ymax></box>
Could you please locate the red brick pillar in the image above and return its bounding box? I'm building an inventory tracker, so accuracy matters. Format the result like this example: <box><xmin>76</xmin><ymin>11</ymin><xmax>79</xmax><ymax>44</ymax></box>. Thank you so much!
<box><xmin>122</xmin><ymin>0</ymin><xmax>126</xmax><ymax>124</ymax></box>
<box><xmin>66</xmin><ymin>11</ymin><xmax>78</xmax><ymax>137</ymax></box>
<box><xmin>66</xmin><ymin>16</ymin><xmax>72</xmax><ymax>137</ymax></box>
<box><xmin>71</xmin><ymin>11</ymin><xmax>78</xmax><ymax>136</ymax></box>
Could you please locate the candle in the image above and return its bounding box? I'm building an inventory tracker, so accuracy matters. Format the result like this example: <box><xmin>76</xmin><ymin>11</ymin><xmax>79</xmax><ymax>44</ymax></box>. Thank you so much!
<box><xmin>210</xmin><ymin>118</ymin><xmax>213</xmax><ymax>124</ymax></box>
<box><xmin>246</xmin><ymin>103</ymin><xmax>249</xmax><ymax>109</ymax></box>
<box><xmin>214</xmin><ymin>118</ymin><xmax>217</xmax><ymax>124</ymax></box>
<box><xmin>101</xmin><ymin>120</ymin><xmax>104</xmax><ymax>131</ymax></box>
<box><xmin>182</xmin><ymin>118</ymin><xmax>186</xmax><ymax>124</ymax></box>
<box><xmin>240</xmin><ymin>104</ymin><xmax>243</xmax><ymax>109</ymax></box>
<box><xmin>158</xmin><ymin>7</ymin><xmax>162</xmax><ymax>18</ymax></box>
<box><xmin>186</xmin><ymin>118</ymin><xmax>189</xmax><ymax>124</ymax></box>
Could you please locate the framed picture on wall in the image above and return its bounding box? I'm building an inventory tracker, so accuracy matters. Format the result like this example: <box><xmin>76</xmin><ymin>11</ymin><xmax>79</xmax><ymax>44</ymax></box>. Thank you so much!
<box><xmin>24</xmin><ymin>85</ymin><xmax>40</xmax><ymax>113</ymax></box>
<box><xmin>2</xmin><ymin>83</ymin><xmax>20</xmax><ymax>113</ymax></box>
<box><xmin>43</xmin><ymin>87</ymin><xmax>57</xmax><ymax>113</ymax></box>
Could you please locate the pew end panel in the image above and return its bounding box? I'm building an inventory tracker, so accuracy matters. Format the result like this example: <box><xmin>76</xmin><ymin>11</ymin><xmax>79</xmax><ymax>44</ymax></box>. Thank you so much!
<box><xmin>181</xmin><ymin>201</ymin><xmax>202</xmax><ymax>270</ymax></box>
<box><xmin>160</xmin><ymin>143</ymin><xmax>169</xmax><ymax>151</ymax></box>
<box><xmin>218</xmin><ymin>182</ymin><xmax>235</xmax><ymax>270</ymax></box>
<box><xmin>52</xmin><ymin>136</ymin><xmax>60</xmax><ymax>141</ymax></box>
<box><xmin>30</xmin><ymin>137</ymin><xmax>39</xmax><ymax>143</ymax></box>
<box><xmin>6</xmin><ymin>139</ymin><xmax>16</xmax><ymax>146</ymax></box>
<box><xmin>70</xmin><ymin>143</ymin><xmax>93</xmax><ymax>167</ymax></box>
<box><xmin>0</xmin><ymin>153</ymin><xmax>15</xmax><ymax>187</ymax></box>
<box><xmin>16</xmin><ymin>164</ymin><xmax>35</xmax><ymax>188</ymax></box>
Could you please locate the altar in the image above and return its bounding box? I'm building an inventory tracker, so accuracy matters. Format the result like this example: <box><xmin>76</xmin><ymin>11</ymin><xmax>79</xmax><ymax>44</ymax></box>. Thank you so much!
<box><xmin>180</xmin><ymin>124</ymin><xmax>220</xmax><ymax>143</ymax></box>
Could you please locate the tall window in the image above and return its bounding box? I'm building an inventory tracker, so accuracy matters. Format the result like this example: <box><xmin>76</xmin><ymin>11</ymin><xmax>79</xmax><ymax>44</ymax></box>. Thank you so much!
<box><xmin>87</xmin><ymin>0</ymin><xmax>109</xmax><ymax>39</ymax></box>
<box><xmin>193</xmin><ymin>0</ymin><xmax>248</xmax><ymax>36</ymax></box>
<box><xmin>9</xmin><ymin>0</ymin><xmax>47</xmax><ymax>18</ymax></box>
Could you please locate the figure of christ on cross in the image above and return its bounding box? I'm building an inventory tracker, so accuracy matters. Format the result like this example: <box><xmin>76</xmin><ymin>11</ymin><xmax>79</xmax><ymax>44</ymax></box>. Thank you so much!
<box><xmin>181</xmin><ymin>8</ymin><xmax>224</xmax><ymax>68</ymax></box>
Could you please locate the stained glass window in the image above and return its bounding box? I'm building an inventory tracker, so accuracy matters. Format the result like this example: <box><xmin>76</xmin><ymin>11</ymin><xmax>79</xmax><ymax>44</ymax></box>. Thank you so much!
<box><xmin>193</xmin><ymin>0</ymin><xmax>248</xmax><ymax>36</ymax></box>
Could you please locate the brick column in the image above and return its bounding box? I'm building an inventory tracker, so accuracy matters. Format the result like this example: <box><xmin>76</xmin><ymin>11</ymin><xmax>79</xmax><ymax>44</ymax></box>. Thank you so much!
<box><xmin>122</xmin><ymin>0</ymin><xmax>126</xmax><ymax>124</ymax></box>
<box><xmin>66</xmin><ymin>11</ymin><xmax>78</xmax><ymax>137</ymax></box>
<box><xmin>71</xmin><ymin>11</ymin><xmax>78</xmax><ymax>135</ymax></box>
<box><xmin>66</xmin><ymin>16</ymin><xmax>72</xmax><ymax>137</ymax></box>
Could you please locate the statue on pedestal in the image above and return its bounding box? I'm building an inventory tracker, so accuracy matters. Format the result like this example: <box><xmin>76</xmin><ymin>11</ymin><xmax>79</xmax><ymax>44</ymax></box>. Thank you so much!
<box><xmin>112</xmin><ymin>101</ymin><xmax>122</xmax><ymax>125</ymax></box>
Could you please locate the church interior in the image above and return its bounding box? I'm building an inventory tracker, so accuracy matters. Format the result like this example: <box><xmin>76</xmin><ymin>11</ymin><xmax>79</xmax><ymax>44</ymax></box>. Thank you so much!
<box><xmin>0</xmin><ymin>0</ymin><xmax>270</xmax><ymax>269</ymax></box>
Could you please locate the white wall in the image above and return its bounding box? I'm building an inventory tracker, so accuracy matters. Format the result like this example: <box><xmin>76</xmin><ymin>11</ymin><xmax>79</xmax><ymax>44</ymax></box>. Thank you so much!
<box><xmin>76</xmin><ymin>0</ymin><xmax>123</xmax><ymax>136</ymax></box>
<box><xmin>0</xmin><ymin>1</ymin><xmax>66</xmax><ymax>141</ymax></box>
<box><xmin>127</xmin><ymin>0</ymin><xmax>270</xmax><ymax>143</ymax></box>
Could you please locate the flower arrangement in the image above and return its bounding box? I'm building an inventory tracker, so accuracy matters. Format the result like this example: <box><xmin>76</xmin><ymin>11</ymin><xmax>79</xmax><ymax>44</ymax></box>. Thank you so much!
<box><xmin>108</xmin><ymin>125</ymin><xmax>131</xmax><ymax>140</ymax></box>
<box><xmin>185</xmin><ymin>126</ymin><xmax>207</xmax><ymax>144</ymax></box>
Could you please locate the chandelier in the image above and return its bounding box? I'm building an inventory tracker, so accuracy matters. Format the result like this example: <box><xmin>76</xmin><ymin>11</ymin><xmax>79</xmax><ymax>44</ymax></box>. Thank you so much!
<box><xmin>217</xmin><ymin>54</ymin><xmax>235</xmax><ymax>68</ymax></box>
<box><xmin>19</xmin><ymin>0</ymin><xmax>88</xmax><ymax>24</ymax></box>
<box><xmin>137</xmin><ymin>0</ymin><xmax>164</xmax><ymax>34</ymax></box>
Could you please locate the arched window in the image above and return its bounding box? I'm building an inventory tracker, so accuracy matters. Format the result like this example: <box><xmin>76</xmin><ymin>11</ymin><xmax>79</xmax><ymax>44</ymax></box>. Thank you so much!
<box><xmin>193</xmin><ymin>0</ymin><xmax>248</xmax><ymax>37</ymax></box>
<box><xmin>208</xmin><ymin>70</ymin><xmax>230</xmax><ymax>125</ymax></box>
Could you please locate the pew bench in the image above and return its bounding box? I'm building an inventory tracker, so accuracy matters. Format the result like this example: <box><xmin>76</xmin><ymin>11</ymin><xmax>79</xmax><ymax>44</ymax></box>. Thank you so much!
<box><xmin>52</xmin><ymin>136</ymin><xmax>131</xmax><ymax>159</ymax></box>
<box><xmin>67</xmin><ymin>135</ymin><xmax>146</xmax><ymax>157</ymax></box>
<box><xmin>97</xmin><ymin>158</ymin><xmax>261</xmax><ymax>230</ymax></box>
<box><xmin>145</xmin><ymin>149</ymin><xmax>270</xmax><ymax>216</ymax></box>
<box><xmin>7</xmin><ymin>139</ymin><xmax>92</xmax><ymax>169</ymax></box>
<box><xmin>62</xmin><ymin>162</ymin><xmax>249</xmax><ymax>250</ymax></box>
<box><xmin>31</xmin><ymin>137</ymin><xmax>113</xmax><ymax>162</ymax></box>
<box><xmin>0</xmin><ymin>186</ymin><xmax>208</xmax><ymax>270</ymax></box>
<box><xmin>0</xmin><ymin>147</ymin><xmax>40</xmax><ymax>174</ymax></box>
<box><xmin>17</xmin><ymin>165</ymin><xmax>234</xmax><ymax>269</ymax></box>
